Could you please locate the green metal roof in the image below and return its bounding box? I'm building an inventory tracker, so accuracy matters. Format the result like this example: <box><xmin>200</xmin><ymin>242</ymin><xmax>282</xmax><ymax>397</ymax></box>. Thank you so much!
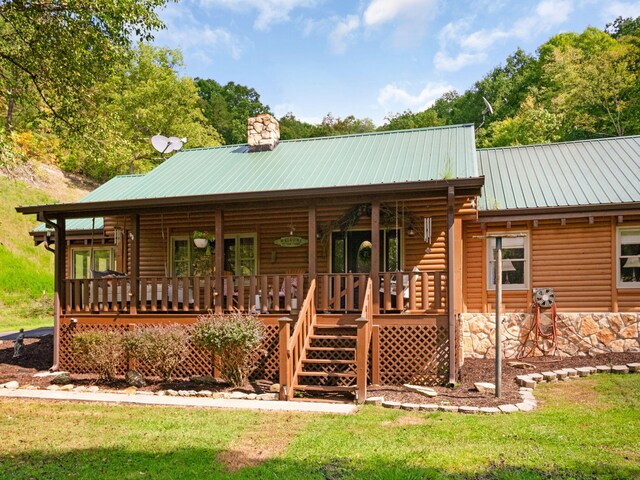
<box><xmin>93</xmin><ymin>125</ymin><xmax>478</xmax><ymax>201</ymax></box>
<box><xmin>33</xmin><ymin>217</ymin><xmax>103</xmax><ymax>233</ymax></box>
<box><xmin>478</xmin><ymin>136</ymin><xmax>640</xmax><ymax>211</ymax></box>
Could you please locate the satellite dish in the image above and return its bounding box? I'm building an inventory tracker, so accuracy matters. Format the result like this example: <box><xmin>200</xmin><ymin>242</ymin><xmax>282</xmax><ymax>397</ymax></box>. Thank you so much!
<box><xmin>151</xmin><ymin>134</ymin><xmax>187</xmax><ymax>154</ymax></box>
<box><xmin>478</xmin><ymin>97</ymin><xmax>494</xmax><ymax>129</ymax></box>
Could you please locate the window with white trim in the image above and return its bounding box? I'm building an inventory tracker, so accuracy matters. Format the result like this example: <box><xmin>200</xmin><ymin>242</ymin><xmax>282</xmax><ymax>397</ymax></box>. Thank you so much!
<box><xmin>487</xmin><ymin>234</ymin><xmax>528</xmax><ymax>290</ymax></box>
<box><xmin>170</xmin><ymin>234</ymin><xmax>257</xmax><ymax>276</ymax></box>
<box><xmin>71</xmin><ymin>247</ymin><xmax>115</xmax><ymax>278</ymax></box>
<box><xmin>618</xmin><ymin>227</ymin><xmax>640</xmax><ymax>288</ymax></box>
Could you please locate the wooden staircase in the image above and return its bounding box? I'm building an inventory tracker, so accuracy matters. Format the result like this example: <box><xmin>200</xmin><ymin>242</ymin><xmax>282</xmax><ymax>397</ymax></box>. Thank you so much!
<box><xmin>279</xmin><ymin>279</ymin><xmax>374</xmax><ymax>403</ymax></box>
<box><xmin>294</xmin><ymin>319</ymin><xmax>358</xmax><ymax>399</ymax></box>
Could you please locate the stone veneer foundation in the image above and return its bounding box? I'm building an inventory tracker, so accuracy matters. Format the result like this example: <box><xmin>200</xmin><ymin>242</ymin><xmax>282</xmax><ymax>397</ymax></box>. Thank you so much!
<box><xmin>459</xmin><ymin>312</ymin><xmax>640</xmax><ymax>360</ymax></box>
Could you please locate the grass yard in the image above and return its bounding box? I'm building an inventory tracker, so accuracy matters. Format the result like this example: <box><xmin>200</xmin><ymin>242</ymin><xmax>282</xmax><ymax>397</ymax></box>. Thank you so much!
<box><xmin>0</xmin><ymin>374</ymin><xmax>638</xmax><ymax>479</ymax></box>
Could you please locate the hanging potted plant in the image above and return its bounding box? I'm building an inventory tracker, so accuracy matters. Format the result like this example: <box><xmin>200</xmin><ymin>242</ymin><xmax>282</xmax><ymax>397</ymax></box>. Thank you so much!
<box><xmin>192</xmin><ymin>231</ymin><xmax>212</xmax><ymax>250</ymax></box>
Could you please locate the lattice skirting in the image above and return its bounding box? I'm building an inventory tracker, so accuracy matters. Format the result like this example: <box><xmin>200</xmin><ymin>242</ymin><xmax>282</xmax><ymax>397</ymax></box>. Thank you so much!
<box><xmin>377</xmin><ymin>324</ymin><xmax>450</xmax><ymax>385</ymax></box>
<box><xmin>59</xmin><ymin>321</ymin><xmax>280</xmax><ymax>382</ymax></box>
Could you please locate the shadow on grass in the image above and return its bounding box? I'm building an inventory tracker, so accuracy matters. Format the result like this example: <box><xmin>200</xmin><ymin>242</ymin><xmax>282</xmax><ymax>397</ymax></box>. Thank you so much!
<box><xmin>1</xmin><ymin>448</ymin><xmax>638</xmax><ymax>480</ymax></box>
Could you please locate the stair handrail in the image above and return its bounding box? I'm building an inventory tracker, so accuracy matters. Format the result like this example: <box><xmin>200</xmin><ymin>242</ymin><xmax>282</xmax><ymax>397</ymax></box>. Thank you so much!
<box><xmin>280</xmin><ymin>278</ymin><xmax>316</xmax><ymax>400</ymax></box>
<box><xmin>355</xmin><ymin>277</ymin><xmax>374</xmax><ymax>403</ymax></box>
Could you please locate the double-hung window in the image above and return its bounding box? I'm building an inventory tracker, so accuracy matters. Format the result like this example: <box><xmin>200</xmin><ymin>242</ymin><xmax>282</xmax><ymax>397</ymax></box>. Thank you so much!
<box><xmin>487</xmin><ymin>234</ymin><xmax>528</xmax><ymax>290</ymax></box>
<box><xmin>170</xmin><ymin>234</ymin><xmax>256</xmax><ymax>276</ymax></box>
<box><xmin>618</xmin><ymin>227</ymin><xmax>640</xmax><ymax>288</ymax></box>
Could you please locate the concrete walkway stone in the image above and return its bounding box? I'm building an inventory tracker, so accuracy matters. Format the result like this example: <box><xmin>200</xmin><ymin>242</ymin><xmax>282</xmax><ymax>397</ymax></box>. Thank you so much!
<box><xmin>0</xmin><ymin>388</ymin><xmax>356</xmax><ymax>414</ymax></box>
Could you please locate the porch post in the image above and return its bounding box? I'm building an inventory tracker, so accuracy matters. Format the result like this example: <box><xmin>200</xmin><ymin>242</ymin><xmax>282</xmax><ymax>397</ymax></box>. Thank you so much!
<box><xmin>129</xmin><ymin>214</ymin><xmax>139</xmax><ymax>314</ymax></box>
<box><xmin>308</xmin><ymin>205</ymin><xmax>316</xmax><ymax>280</ymax></box>
<box><xmin>215</xmin><ymin>209</ymin><xmax>224</xmax><ymax>314</ymax></box>
<box><xmin>447</xmin><ymin>185</ymin><xmax>456</xmax><ymax>385</ymax></box>
<box><xmin>54</xmin><ymin>217</ymin><xmax>66</xmax><ymax>370</ymax></box>
<box><xmin>371</xmin><ymin>200</ymin><xmax>380</xmax><ymax>314</ymax></box>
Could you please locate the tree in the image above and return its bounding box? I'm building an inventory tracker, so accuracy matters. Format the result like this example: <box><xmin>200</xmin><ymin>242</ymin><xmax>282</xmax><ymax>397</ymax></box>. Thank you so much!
<box><xmin>0</xmin><ymin>0</ymin><xmax>169</xmax><ymax>133</ymax></box>
<box><xmin>196</xmin><ymin>79</ymin><xmax>271</xmax><ymax>144</ymax></box>
<box><xmin>379</xmin><ymin>109</ymin><xmax>444</xmax><ymax>131</ymax></box>
<box><xmin>66</xmin><ymin>45</ymin><xmax>222</xmax><ymax>181</ymax></box>
<box><xmin>279</xmin><ymin>113</ymin><xmax>316</xmax><ymax>140</ymax></box>
<box><xmin>606</xmin><ymin>16</ymin><xmax>640</xmax><ymax>39</ymax></box>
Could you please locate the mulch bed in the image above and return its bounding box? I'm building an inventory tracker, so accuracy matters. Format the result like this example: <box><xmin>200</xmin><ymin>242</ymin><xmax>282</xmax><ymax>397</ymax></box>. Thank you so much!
<box><xmin>2</xmin><ymin>335</ymin><xmax>639</xmax><ymax>407</ymax></box>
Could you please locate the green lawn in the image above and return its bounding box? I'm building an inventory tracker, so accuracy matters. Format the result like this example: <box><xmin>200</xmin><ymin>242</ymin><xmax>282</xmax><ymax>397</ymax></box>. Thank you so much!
<box><xmin>0</xmin><ymin>374</ymin><xmax>638</xmax><ymax>479</ymax></box>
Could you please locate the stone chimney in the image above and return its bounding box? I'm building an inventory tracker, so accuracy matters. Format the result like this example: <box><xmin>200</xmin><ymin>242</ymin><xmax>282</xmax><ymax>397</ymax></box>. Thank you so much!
<box><xmin>247</xmin><ymin>113</ymin><xmax>280</xmax><ymax>152</ymax></box>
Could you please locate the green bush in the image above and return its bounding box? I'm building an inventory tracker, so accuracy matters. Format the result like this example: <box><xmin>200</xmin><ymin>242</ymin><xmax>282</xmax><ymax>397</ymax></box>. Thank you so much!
<box><xmin>192</xmin><ymin>311</ymin><xmax>265</xmax><ymax>387</ymax></box>
<box><xmin>124</xmin><ymin>325</ymin><xmax>189</xmax><ymax>381</ymax></box>
<box><xmin>71</xmin><ymin>331</ymin><xmax>124</xmax><ymax>381</ymax></box>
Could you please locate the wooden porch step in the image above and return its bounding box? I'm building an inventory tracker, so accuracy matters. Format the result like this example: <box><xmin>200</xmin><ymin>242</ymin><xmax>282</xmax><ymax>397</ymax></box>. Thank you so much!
<box><xmin>310</xmin><ymin>334</ymin><xmax>356</xmax><ymax>340</ymax></box>
<box><xmin>299</xmin><ymin>371</ymin><xmax>356</xmax><ymax>378</ymax></box>
<box><xmin>294</xmin><ymin>384</ymin><xmax>356</xmax><ymax>393</ymax></box>
<box><xmin>315</xmin><ymin>324</ymin><xmax>357</xmax><ymax>329</ymax></box>
<box><xmin>301</xmin><ymin>358</ymin><xmax>355</xmax><ymax>365</ymax></box>
<box><xmin>306</xmin><ymin>346</ymin><xmax>356</xmax><ymax>353</ymax></box>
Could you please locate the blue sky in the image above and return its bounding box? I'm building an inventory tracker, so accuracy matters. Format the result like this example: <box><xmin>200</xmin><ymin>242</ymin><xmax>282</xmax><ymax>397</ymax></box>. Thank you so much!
<box><xmin>154</xmin><ymin>0</ymin><xmax>640</xmax><ymax>125</ymax></box>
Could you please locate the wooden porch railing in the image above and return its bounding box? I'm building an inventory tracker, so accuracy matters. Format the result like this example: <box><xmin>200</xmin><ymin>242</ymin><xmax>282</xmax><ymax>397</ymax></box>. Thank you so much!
<box><xmin>279</xmin><ymin>279</ymin><xmax>317</xmax><ymax>400</ymax></box>
<box><xmin>355</xmin><ymin>277</ymin><xmax>374</xmax><ymax>403</ymax></box>
<box><xmin>63</xmin><ymin>270</ymin><xmax>443</xmax><ymax>315</ymax></box>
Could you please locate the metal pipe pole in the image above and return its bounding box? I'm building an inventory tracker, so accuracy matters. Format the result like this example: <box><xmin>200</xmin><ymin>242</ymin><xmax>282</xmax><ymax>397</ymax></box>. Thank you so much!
<box><xmin>495</xmin><ymin>237</ymin><xmax>502</xmax><ymax>398</ymax></box>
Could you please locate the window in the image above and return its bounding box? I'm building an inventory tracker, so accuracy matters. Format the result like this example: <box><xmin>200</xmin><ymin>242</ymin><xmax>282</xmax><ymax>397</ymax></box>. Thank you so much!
<box><xmin>618</xmin><ymin>227</ymin><xmax>640</xmax><ymax>288</ymax></box>
<box><xmin>170</xmin><ymin>234</ymin><xmax>256</xmax><ymax>276</ymax></box>
<box><xmin>487</xmin><ymin>234</ymin><xmax>528</xmax><ymax>290</ymax></box>
<box><xmin>331</xmin><ymin>229</ymin><xmax>401</xmax><ymax>273</ymax></box>
<box><xmin>71</xmin><ymin>247</ymin><xmax>115</xmax><ymax>279</ymax></box>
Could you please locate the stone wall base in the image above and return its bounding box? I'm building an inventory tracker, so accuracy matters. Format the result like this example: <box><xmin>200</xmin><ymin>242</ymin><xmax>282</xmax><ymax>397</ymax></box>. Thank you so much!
<box><xmin>459</xmin><ymin>312</ymin><xmax>640</xmax><ymax>361</ymax></box>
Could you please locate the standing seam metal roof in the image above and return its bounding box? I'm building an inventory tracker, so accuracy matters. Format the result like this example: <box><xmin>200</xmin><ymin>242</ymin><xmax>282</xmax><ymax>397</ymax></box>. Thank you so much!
<box><xmin>96</xmin><ymin>125</ymin><xmax>478</xmax><ymax>201</ymax></box>
<box><xmin>478</xmin><ymin>136</ymin><xmax>640</xmax><ymax>211</ymax></box>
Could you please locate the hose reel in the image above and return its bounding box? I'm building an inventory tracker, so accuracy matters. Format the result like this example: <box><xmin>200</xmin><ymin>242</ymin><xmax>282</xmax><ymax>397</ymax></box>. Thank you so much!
<box><xmin>533</xmin><ymin>287</ymin><xmax>556</xmax><ymax>308</ymax></box>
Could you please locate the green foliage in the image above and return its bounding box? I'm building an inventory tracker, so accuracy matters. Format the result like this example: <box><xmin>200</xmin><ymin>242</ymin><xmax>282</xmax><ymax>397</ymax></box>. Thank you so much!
<box><xmin>379</xmin><ymin>109</ymin><xmax>444</xmax><ymax>131</ymax></box>
<box><xmin>0</xmin><ymin>0</ymin><xmax>170</xmax><ymax>132</ymax></box>
<box><xmin>66</xmin><ymin>44</ymin><xmax>222</xmax><ymax>181</ymax></box>
<box><xmin>196</xmin><ymin>78</ymin><xmax>271</xmax><ymax>145</ymax></box>
<box><xmin>123</xmin><ymin>325</ymin><xmax>189</xmax><ymax>381</ymax></box>
<box><xmin>0</xmin><ymin>129</ymin><xmax>25</xmax><ymax>173</ymax></box>
<box><xmin>279</xmin><ymin>112</ymin><xmax>376</xmax><ymax>140</ymax></box>
<box><xmin>71</xmin><ymin>331</ymin><xmax>125</xmax><ymax>381</ymax></box>
<box><xmin>192</xmin><ymin>311</ymin><xmax>265</xmax><ymax>386</ymax></box>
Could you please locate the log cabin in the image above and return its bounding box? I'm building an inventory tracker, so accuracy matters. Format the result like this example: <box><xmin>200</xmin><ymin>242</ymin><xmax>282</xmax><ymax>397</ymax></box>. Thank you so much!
<box><xmin>18</xmin><ymin>115</ymin><xmax>640</xmax><ymax>401</ymax></box>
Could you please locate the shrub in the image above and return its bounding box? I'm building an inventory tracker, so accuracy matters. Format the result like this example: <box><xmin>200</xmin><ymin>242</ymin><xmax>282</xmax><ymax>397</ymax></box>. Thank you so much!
<box><xmin>71</xmin><ymin>331</ymin><xmax>124</xmax><ymax>381</ymax></box>
<box><xmin>123</xmin><ymin>325</ymin><xmax>189</xmax><ymax>381</ymax></box>
<box><xmin>192</xmin><ymin>311</ymin><xmax>265</xmax><ymax>387</ymax></box>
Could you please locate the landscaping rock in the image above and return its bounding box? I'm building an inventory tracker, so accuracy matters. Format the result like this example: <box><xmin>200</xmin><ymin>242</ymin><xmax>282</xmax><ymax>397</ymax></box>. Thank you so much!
<box><xmin>516</xmin><ymin>376</ymin><xmax>536</xmax><ymax>388</ymax></box>
<box><xmin>627</xmin><ymin>363</ymin><xmax>640</xmax><ymax>373</ymax></box>
<box><xmin>498</xmin><ymin>404</ymin><xmax>519</xmax><ymax>414</ymax></box>
<box><xmin>51</xmin><ymin>373</ymin><xmax>72</xmax><ymax>385</ymax></box>
<box><xmin>576</xmin><ymin>367</ymin><xmax>592</xmax><ymax>377</ymax></box>
<box><xmin>612</xmin><ymin>365</ymin><xmax>629</xmax><ymax>374</ymax></box>
<box><xmin>479</xmin><ymin>407</ymin><xmax>501</xmax><ymax>414</ymax></box>
<box><xmin>515</xmin><ymin>402</ymin><xmax>535</xmax><ymax>412</ymax></box>
<box><xmin>123</xmin><ymin>387</ymin><xmax>137</xmax><ymax>394</ymax></box>
<box><xmin>178</xmin><ymin>390</ymin><xmax>190</xmax><ymax>397</ymax></box>
<box><xmin>72</xmin><ymin>386</ymin><xmax>87</xmax><ymax>392</ymax></box>
<box><xmin>125</xmin><ymin>370</ymin><xmax>146</xmax><ymax>388</ymax></box>
<box><xmin>529</xmin><ymin>373</ymin><xmax>544</xmax><ymax>383</ymax></box>
<box><xmin>400</xmin><ymin>403</ymin><xmax>420</xmax><ymax>411</ymax></box>
<box><xmin>2</xmin><ymin>381</ymin><xmax>19</xmax><ymax>389</ymax></box>
<box><xmin>269</xmin><ymin>383</ymin><xmax>281</xmax><ymax>393</ymax></box>
<box><xmin>33</xmin><ymin>371</ymin><xmax>69</xmax><ymax>378</ymax></box>
<box><xmin>459</xmin><ymin>406</ymin><xmax>479</xmax><ymax>414</ymax></box>
<box><xmin>247</xmin><ymin>393</ymin><xmax>257</xmax><ymax>400</ymax></box>
<box><xmin>382</xmin><ymin>401</ymin><xmax>401</xmax><ymax>409</ymax></box>
<box><xmin>418</xmin><ymin>404</ymin><xmax>439</xmax><ymax>412</ymax></box>
<box><xmin>541</xmin><ymin>371</ymin><xmax>557</xmax><ymax>382</ymax></box>
<box><xmin>474</xmin><ymin>382</ymin><xmax>495</xmax><ymax>394</ymax></box>
<box><xmin>136</xmin><ymin>391</ymin><xmax>154</xmax><ymax>396</ymax></box>
<box><xmin>595</xmin><ymin>365</ymin><xmax>611</xmax><ymax>373</ymax></box>
<box><xmin>403</xmin><ymin>384</ymin><xmax>438</xmax><ymax>397</ymax></box>
<box><xmin>46</xmin><ymin>385</ymin><xmax>61</xmax><ymax>391</ymax></box>
<box><xmin>554</xmin><ymin>369</ymin><xmax>568</xmax><ymax>379</ymax></box>
<box><xmin>365</xmin><ymin>396</ymin><xmax>384</xmax><ymax>406</ymax></box>
<box><xmin>564</xmin><ymin>368</ymin><xmax>578</xmax><ymax>378</ymax></box>
<box><xmin>86</xmin><ymin>386</ymin><xmax>100</xmax><ymax>393</ymax></box>
<box><xmin>438</xmin><ymin>405</ymin><xmax>459</xmax><ymax>413</ymax></box>
<box><xmin>256</xmin><ymin>393</ymin><xmax>278</xmax><ymax>401</ymax></box>
<box><xmin>508</xmin><ymin>361</ymin><xmax>535</xmax><ymax>369</ymax></box>
<box><xmin>59</xmin><ymin>384</ymin><xmax>75</xmax><ymax>391</ymax></box>
<box><xmin>166</xmin><ymin>389</ymin><xmax>178</xmax><ymax>396</ymax></box>
<box><xmin>198</xmin><ymin>390</ymin><xmax>213</xmax><ymax>397</ymax></box>
<box><xmin>228</xmin><ymin>391</ymin><xmax>249</xmax><ymax>400</ymax></box>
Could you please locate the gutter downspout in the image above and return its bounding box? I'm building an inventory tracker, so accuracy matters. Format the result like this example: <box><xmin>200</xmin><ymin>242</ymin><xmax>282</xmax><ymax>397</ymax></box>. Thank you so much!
<box><xmin>41</xmin><ymin>214</ymin><xmax>61</xmax><ymax>372</ymax></box>
<box><xmin>447</xmin><ymin>185</ymin><xmax>457</xmax><ymax>386</ymax></box>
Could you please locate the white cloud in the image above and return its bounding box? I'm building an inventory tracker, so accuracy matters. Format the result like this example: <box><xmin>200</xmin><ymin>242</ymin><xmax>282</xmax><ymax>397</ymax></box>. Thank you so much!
<box><xmin>329</xmin><ymin>15</ymin><xmax>360</xmax><ymax>54</ymax></box>
<box><xmin>363</xmin><ymin>0</ymin><xmax>438</xmax><ymax>26</ymax></box>
<box><xmin>434</xmin><ymin>51</ymin><xmax>487</xmax><ymax>71</ymax></box>
<box><xmin>377</xmin><ymin>82</ymin><xmax>453</xmax><ymax>111</ymax></box>
<box><xmin>155</xmin><ymin>4</ymin><xmax>249</xmax><ymax>62</ymax></box>
<box><xmin>199</xmin><ymin>0</ymin><xmax>319</xmax><ymax>31</ymax></box>
<box><xmin>434</xmin><ymin>0</ymin><xmax>573</xmax><ymax>71</ymax></box>
<box><xmin>602</xmin><ymin>1</ymin><xmax>640</xmax><ymax>19</ymax></box>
